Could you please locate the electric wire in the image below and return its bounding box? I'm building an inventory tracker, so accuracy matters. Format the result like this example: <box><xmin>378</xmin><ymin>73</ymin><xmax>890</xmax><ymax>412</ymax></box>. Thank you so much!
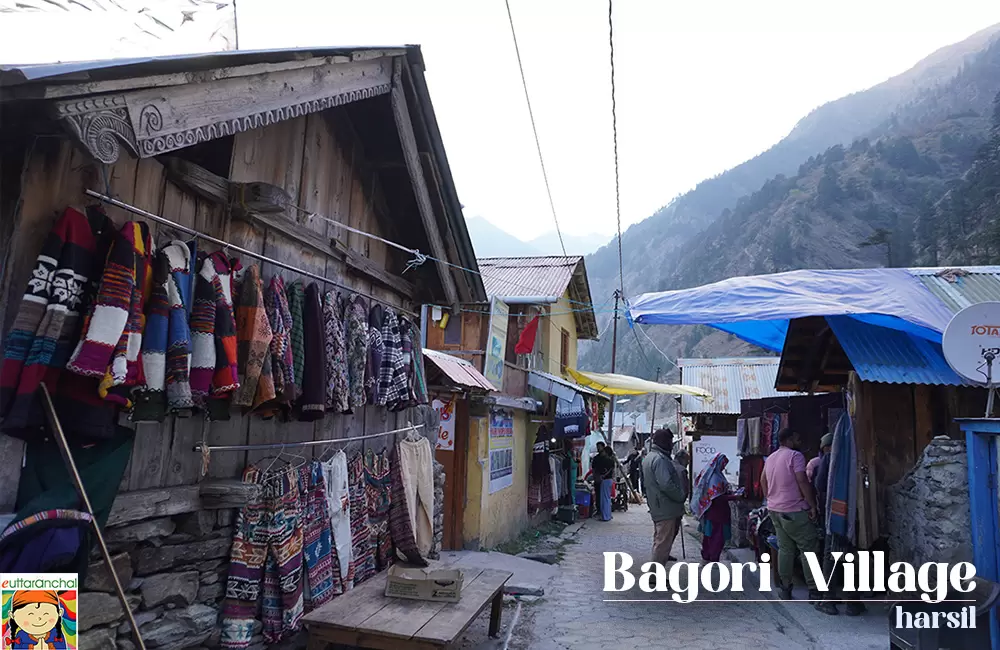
<box><xmin>504</xmin><ymin>0</ymin><xmax>568</xmax><ymax>257</ymax></box>
<box><xmin>608</xmin><ymin>0</ymin><xmax>625</xmax><ymax>297</ymax></box>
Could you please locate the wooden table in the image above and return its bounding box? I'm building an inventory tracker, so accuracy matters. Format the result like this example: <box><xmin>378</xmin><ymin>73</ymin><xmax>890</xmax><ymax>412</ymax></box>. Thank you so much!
<box><xmin>303</xmin><ymin>565</ymin><xmax>513</xmax><ymax>650</ymax></box>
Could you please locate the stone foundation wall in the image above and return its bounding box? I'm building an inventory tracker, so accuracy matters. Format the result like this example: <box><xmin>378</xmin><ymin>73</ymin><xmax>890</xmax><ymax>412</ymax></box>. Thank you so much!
<box><xmin>885</xmin><ymin>435</ymin><xmax>972</xmax><ymax>565</ymax></box>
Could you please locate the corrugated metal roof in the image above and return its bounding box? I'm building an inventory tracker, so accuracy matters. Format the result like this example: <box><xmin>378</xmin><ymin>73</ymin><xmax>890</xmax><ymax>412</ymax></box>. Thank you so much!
<box><xmin>423</xmin><ymin>349</ymin><xmax>496</xmax><ymax>391</ymax></box>
<box><xmin>825</xmin><ymin>316</ymin><xmax>966</xmax><ymax>386</ymax></box>
<box><xmin>528</xmin><ymin>370</ymin><xmax>599</xmax><ymax>398</ymax></box>
<box><xmin>908</xmin><ymin>266</ymin><xmax>1000</xmax><ymax>314</ymax></box>
<box><xmin>477</xmin><ymin>256</ymin><xmax>583</xmax><ymax>300</ymax></box>
<box><xmin>677</xmin><ymin>357</ymin><xmax>804</xmax><ymax>414</ymax></box>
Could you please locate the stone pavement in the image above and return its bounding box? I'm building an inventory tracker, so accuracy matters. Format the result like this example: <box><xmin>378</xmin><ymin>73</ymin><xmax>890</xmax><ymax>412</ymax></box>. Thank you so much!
<box><xmin>506</xmin><ymin>508</ymin><xmax>888</xmax><ymax>650</ymax></box>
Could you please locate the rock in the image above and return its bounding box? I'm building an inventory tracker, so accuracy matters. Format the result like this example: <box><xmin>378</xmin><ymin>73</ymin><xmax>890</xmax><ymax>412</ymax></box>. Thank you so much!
<box><xmin>504</xmin><ymin>583</ymin><xmax>544</xmax><ymax>597</ymax></box>
<box><xmin>217</xmin><ymin>509</ymin><xmax>234</xmax><ymax>528</ymax></box>
<box><xmin>139</xmin><ymin>604</ymin><xmax>217</xmax><ymax>649</ymax></box>
<box><xmin>516</xmin><ymin>551</ymin><xmax>559</xmax><ymax>565</ymax></box>
<box><xmin>141</xmin><ymin>571</ymin><xmax>199</xmax><ymax>608</ymax></box>
<box><xmin>118</xmin><ymin>610</ymin><xmax>160</xmax><ymax>635</ymax></box>
<box><xmin>196</xmin><ymin>559</ymin><xmax>223</xmax><ymax>573</ymax></box>
<box><xmin>85</xmin><ymin>552</ymin><xmax>134</xmax><ymax>593</ymax></box>
<box><xmin>106</xmin><ymin>518</ymin><xmax>177</xmax><ymax>545</ymax></box>
<box><xmin>164</xmin><ymin>533</ymin><xmax>198</xmax><ymax>544</ymax></box>
<box><xmin>128</xmin><ymin>577</ymin><xmax>144</xmax><ymax>591</ymax></box>
<box><xmin>118</xmin><ymin>637</ymin><xmax>137</xmax><ymax>650</ymax></box>
<box><xmin>176</xmin><ymin>511</ymin><xmax>217</xmax><ymax>538</ymax></box>
<box><xmin>79</xmin><ymin>592</ymin><xmax>126</xmax><ymax>631</ymax></box>
<box><xmin>79</xmin><ymin>626</ymin><xmax>117</xmax><ymax>650</ymax></box>
<box><xmin>135</xmin><ymin>538</ymin><xmax>232</xmax><ymax>575</ymax></box>
<box><xmin>197</xmin><ymin>581</ymin><xmax>224</xmax><ymax>603</ymax></box>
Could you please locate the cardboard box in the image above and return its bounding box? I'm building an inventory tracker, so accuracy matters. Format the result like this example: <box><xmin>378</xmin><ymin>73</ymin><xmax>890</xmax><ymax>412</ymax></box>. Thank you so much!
<box><xmin>384</xmin><ymin>565</ymin><xmax>464</xmax><ymax>603</ymax></box>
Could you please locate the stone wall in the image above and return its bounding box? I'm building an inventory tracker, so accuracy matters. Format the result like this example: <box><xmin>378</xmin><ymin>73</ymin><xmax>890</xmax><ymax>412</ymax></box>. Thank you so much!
<box><xmin>885</xmin><ymin>435</ymin><xmax>972</xmax><ymax>565</ymax></box>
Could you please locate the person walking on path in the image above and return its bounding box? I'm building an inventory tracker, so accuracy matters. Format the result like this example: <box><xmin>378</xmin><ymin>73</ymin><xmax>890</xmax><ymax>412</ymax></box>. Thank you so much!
<box><xmin>642</xmin><ymin>428</ymin><xmax>686</xmax><ymax>563</ymax></box>
<box><xmin>760</xmin><ymin>427</ymin><xmax>821</xmax><ymax>601</ymax></box>
<box><xmin>690</xmin><ymin>453</ymin><xmax>741</xmax><ymax>562</ymax></box>
<box><xmin>592</xmin><ymin>445</ymin><xmax>616</xmax><ymax>521</ymax></box>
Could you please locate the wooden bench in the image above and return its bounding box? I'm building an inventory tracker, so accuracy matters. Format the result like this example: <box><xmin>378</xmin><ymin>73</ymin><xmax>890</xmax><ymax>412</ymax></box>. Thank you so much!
<box><xmin>302</xmin><ymin>565</ymin><xmax>514</xmax><ymax>650</ymax></box>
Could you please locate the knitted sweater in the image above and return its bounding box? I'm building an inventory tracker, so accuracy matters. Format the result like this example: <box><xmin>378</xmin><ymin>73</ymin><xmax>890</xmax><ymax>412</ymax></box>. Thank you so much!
<box><xmin>346</xmin><ymin>295</ymin><xmax>368</xmax><ymax>412</ymax></box>
<box><xmin>264</xmin><ymin>275</ymin><xmax>296</xmax><ymax>405</ymax></box>
<box><xmin>233</xmin><ymin>264</ymin><xmax>275</xmax><ymax>410</ymax></box>
<box><xmin>286</xmin><ymin>281</ymin><xmax>305</xmax><ymax>390</ymax></box>
<box><xmin>376</xmin><ymin>309</ymin><xmax>407</xmax><ymax>409</ymax></box>
<box><xmin>298</xmin><ymin>283</ymin><xmax>326</xmax><ymax>421</ymax></box>
<box><xmin>323</xmin><ymin>290</ymin><xmax>349</xmax><ymax>413</ymax></box>
<box><xmin>67</xmin><ymin>221</ymin><xmax>153</xmax><ymax>408</ymax></box>
<box><xmin>0</xmin><ymin>206</ymin><xmax>117</xmax><ymax>441</ymax></box>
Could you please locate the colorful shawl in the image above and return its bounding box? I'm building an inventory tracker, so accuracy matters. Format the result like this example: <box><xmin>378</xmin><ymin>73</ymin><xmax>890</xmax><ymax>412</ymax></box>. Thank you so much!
<box><xmin>233</xmin><ymin>264</ymin><xmax>274</xmax><ymax>409</ymax></box>
<box><xmin>690</xmin><ymin>453</ymin><xmax>730</xmax><ymax>519</ymax></box>
<box><xmin>346</xmin><ymin>295</ymin><xmax>369</xmax><ymax>412</ymax></box>
<box><xmin>67</xmin><ymin>221</ymin><xmax>153</xmax><ymax>408</ymax></box>
<box><xmin>322</xmin><ymin>291</ymin><xmax>349</xmax><ymax>413</ymax></box>
<box><xmin>826</xmin><ymin>412</ymin><xmax>857</xmax><ymax>542</ymax></box>
<box><xmin>0</xmin><ymin>206</ymin><xmax>115</xmax><ymax>439</ymax></box>
<box><xmin>264</xmin><ymin>275</ymin><xmax>295</xmax><ymax>405</ymax></box>
<box><xmin>297</xmin><ymin>283</ymin><xmax>326</xmax><ymax>421</ymax></box>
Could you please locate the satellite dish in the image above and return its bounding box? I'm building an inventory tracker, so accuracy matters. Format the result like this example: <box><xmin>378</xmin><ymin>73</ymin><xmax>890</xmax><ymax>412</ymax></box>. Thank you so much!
<box><xmin>943</xmin><ymin>303</ymin><xmax>1000</xmax><ymax>418</ymax></box>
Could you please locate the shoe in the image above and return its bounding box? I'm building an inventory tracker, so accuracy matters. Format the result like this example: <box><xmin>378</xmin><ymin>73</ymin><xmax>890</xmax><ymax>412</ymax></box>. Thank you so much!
<box><xmin>667</xmin><ymin>555</ymin><xmax>678</xmax><ymax>561</ymax></box>
<box><xmin>815</xmin><ymin>602</ymin><xmax>838</xmax><ymax>615</ymax></box>
<box><xmin>778</xmin><ymin>584</ymin><xmax>793</xmax><ymax>600</ymax></box>
<box><xmin>808</xmin><ymin>589</ymin><xmax>823</xmax><ymax>603</ymax></box>
<box><xmin>845</xmin><ymin>603</ymin><xmax>866</xmax><ymax>616</ymax></box>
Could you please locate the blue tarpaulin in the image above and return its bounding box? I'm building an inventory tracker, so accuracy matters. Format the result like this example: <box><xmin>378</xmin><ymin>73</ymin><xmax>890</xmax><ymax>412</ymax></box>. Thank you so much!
<box><xmin>628</xmin><ymin>269</ymin><xmax>955</xmax><ymax>352</ymax></box>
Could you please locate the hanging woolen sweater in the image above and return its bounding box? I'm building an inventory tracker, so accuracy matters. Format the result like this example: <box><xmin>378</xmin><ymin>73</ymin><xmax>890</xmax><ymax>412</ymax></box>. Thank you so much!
<box><xmin>264</xmin><ymin>275</ymin><xmax>296</xmax><ymax>405</ymax></box>
<box><xmin>67</xmin><ymin>221</ymin><xmax>153</xmax><ymax>409</ymax></box>
<box><xmin>345</xmin><ymin>295</ymin><xmax>368</xmax><ymax>412</ymax></box>
<box><xmin>286</xmin><ymin>281</ymin><xmax>305</xmax><ymax>391</ymax></box>
<box><xmin>233</xmin><ymin>264</ymin><xmax>275</xmax><ymax>410</ymax></box>
<box><xmin>376</xmin><ymin>309</ymin><xmax>408</xmax><ymax>409</ymax></box>
<box><xmin>189</xmin><ymin>252</ymin><xmax>240</xmax><ymax>415</ymax></box>
<box><xmin>298</xmin><ymin>282</ymin><xmax>326</xmax><ymax>421</ymax></box>
<box><xmin>134</xmin><ymin>241</ymin><xmax>195</xmax><ymax>422</ymax></box>
<box><xmin>0</xmin><ymin>206</ymin><xmax>116</xmax><ymax>441</ymax></box>
<box><xmin>323</xmin><ymin>290</ymin><xmax>349</xmax><ymax>413</ymax></box>
<box><xmin>366</xmin><ymin>305</ymin><xmax>384</xmax><ymax>405</ymax></box>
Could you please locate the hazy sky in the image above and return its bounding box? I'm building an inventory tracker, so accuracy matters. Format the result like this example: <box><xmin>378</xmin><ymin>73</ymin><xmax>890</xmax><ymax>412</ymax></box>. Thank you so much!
<box><xmin>4</xmin><ymin>1</ymin><xmax>1000</xmax><ymax>239</ymax></box>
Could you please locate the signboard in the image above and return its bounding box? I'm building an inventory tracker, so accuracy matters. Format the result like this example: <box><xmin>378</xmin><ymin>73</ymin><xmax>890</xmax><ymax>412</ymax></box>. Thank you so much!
<box><xmin>691</xmin><ymin>435</ymin><xmax>740</xmax><ymax>486</ymax></box>
<box><xmin>433</xmin><ymin>398</ymin><xmax>456</xmax><ymax>451</ymax></box>
<box><xmin>488</xmin><ymin>407</ymin><xmax>514</xmax><ymax>493</ymax></box>
<box><xmin>483</xmin><ymin>298</ymin><xmax>509</xmax><ymax>387</ymax></box>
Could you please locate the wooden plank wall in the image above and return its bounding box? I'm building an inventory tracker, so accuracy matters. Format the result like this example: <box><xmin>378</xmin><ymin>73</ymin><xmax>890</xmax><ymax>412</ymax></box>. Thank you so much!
<box><xmin>0</xmin><ymin>109</ymin><xmax>429</xmax><ymax>507</ymax></box>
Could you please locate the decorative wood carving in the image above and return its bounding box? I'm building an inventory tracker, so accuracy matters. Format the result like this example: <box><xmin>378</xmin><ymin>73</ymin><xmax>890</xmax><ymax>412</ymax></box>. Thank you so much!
<box><xmin>53</xmin><ymin>57</ymin><xmax>393</xmax><ymax>163</ymax></box>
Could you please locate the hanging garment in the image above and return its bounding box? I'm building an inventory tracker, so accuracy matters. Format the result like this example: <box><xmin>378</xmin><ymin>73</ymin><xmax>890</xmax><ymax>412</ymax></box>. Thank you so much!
<box><xmin>747</xmin><ymin>418</ymin><xmax>761</xmax><ymax>455</ymax></box>
<box><xmin>189</xmin><ymin>253</ymin><xmax>217</xmax><ymax>405</ymax></box>
<box><xmin>297</xmin><ymin>462</ymin><xmax>335</xmax><ymax>611</ymax></box>
<box><xmin>514</xmin><ymin>315</ymin><xmax>540</xmax><ymax>355</ymax></box>
<box><xmin>233</xmin><ymin>265</ymin><xmax>274</xmax><ymax>409</ymax></box>
<box><xmin>67</xmin><ymin>221</ymin><xmax>153</xmax><ymax>408</ymax></box>
<box><xmin>320</xmin><ymin>451</ymin><xmax>352</xmax><ymax>593</ymax></box>
<box><xmin>298</xmin><ymin>283</ymin><xmax>326</xmax><ymax>421</ymax></box>
<box><xmin>548</xmin><ymin>456</ymin><xmax>560</xmax><ymax>507</ymax></box>
<box><xmin>363</xmin><ymin>448</ymin><xmax>395</xmax><ymax>571</ymax></box>
<box><xmin>0</xmin><ymin>206</ymin><xmax>117</xmax><ymax>441</ymax></box>
<box><xmin>345</xmin><ymin>295</ymin><xmax>369</xmax><ymax>412</ymax></box>
<box><xmin>553</xmin><ymin>393</ymin><xmax>588</xmax><ymax>437</ymax></box>
<box><xmin>760</xmin><ymin>415</ymin><xmax>773</xmax><ymax>454</ymax></box>
<box><xmin>134</xmin><ymin>241</ymin><xmax>195</xmax><ymax>421</ymax></box>
<box><xmin>398</xmin><ymin>319</ymin><xmax>415</xmax><ymax>410</ymax></box>
<box><xmin>388</xmin><ymin>441</ymin><xmax>428</xmax><ymax>566</ymax></box>
<box><xmin>826</xmin><ymin>412</ymin><xmax>858</xmax><ymax>543</ymax></box>
<box><xmin>193</xmin><ymin>252</ymin><xmax>240</xmax><ymax>403</ymax></box>
<box><xmin>221</xmin><ymin>466</ymin><xmax>304</xmax><ymax>649</ymax></box>
<box><xmin>376</xmin><ymin>310</ymin><xmax>407</xmax><ymax>409</ymax></box>
<box><xmin>366</xmin><ymin>306</ymin><xmax>384</xmax><ymax>404</ymax></box>
<box><xmin>347</xmin><ymin>454</ymin><xmax>376</xmax><ymax>586</ymax></box>
<box><xmin>264</xmin><ymin>276</ymin><xmax>296</xmax><ymax>406</ymax></box>
<box><xmin>397</xmin><ymin>437</ymin><xmax>434</xmax><ymax>557</ymax></box>
<box><xmin>736</xmin><ymin>418</ymin><xmax>747</xmax><ymax>457</ymax></box>
<box><xmin>772</xmin><ymin>413</ymin><xmax>784</xmax><ymax>453</ymax></box>
<box><xmin>322</xmin><ymin>291</ymin><xmax>349</xmax><ymax>413</ymax></box>
<box><xmin>531</xmin><ymin>427</ymin><xmax>551</xmax><ymax>478</ymax></box>
<box><xmin>285</xmin><ymin>281</ymin><xmax>306</xmax><ymax>398</ymax></box>
<box><xmin>409</xmin><ymin>322</ymin><xmax>429</xmax><ymax>406</ymax></box>
<box><xmin>739</xmin><ymin>456</ymin><xmax>766</xmax><ymax>501</ymax></box>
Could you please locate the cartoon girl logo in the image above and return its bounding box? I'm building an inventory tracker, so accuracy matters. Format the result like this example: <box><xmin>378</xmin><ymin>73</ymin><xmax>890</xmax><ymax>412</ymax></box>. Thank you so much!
<box><xmin>2</xmin><ymin>590</ymin><xmax>76</xmax><ymax>650</ymax></box>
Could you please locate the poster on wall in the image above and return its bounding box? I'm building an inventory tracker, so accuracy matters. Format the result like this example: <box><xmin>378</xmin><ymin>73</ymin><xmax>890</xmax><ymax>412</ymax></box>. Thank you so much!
<box><xmin>691</xmin><ymin>435</ymin><xmax>740</xmax><ymax>486</ymax></box>
<box><xmin>433</xmin><ymin>398</ymin><xmax>456</xmax><ymax>451</ymax></box>
<box><xmin>488</xmin><ymin>407</ymin><xmax>514</xmax><ymax>493</ymax></box>
<box><xmin>483</xmin><ymin>298</ymin><xmax>509</xmax><ymax>387</ymax></box>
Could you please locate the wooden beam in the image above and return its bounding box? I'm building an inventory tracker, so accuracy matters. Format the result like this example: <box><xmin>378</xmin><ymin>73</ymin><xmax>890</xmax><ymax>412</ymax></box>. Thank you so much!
<box><xmin>333</xmin><ymin>240</ymin><xmax>416</xmax><ymax>296</ymax></box>
<box><xmin>106</xmin><ymin>480</ymin><xmax>259</xmax><ymax>527</ymax></box>
<box><xmin>389</xmin><ymin>58</ymin><xmax>459</xmax><ymax>307</ymax></box>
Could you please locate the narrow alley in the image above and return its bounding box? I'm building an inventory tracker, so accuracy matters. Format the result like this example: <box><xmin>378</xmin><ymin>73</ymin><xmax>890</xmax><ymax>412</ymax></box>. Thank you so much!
<box><xmin>503</xmin><ymin>508</ymin><xmax>887</xmax><ymax>650</ymax></box>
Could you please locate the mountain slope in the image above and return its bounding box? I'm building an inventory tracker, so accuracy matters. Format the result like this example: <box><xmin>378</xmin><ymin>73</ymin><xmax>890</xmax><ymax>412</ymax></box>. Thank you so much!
<box><xmin>581</xmin><ymin>28</ymin><xmax>1000</xmax><ymax>388</ymax></box>
<box><xmin>529</xmin><ymin>231</ymin><xmax>608</xmax><ymax>256</ymax></box>
<box><xmin>465</xmin><ymin>216</ymin><xmax>541</xmax><ymax>258</ymax></box>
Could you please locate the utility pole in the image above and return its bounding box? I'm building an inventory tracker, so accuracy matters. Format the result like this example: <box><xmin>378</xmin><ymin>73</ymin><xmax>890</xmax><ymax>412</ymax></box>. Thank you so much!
<box><xmin>606</xmin><ymin>289</ymin><xmax>620</xmax><ymax>453</ymax></box>
<box><xmin>649</xmin><ymin>366</ymin><xmax>661</xmax><ymax>439</ymax></box>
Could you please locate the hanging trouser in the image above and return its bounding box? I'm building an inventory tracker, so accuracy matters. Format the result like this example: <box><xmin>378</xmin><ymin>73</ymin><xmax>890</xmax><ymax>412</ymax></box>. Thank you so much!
<box><xmin>389</xmin><ymin>441</ymin><xmax>428</xmax><ymax>566</ymax></box>
<box><xmin>347</xmin><ymin>454</ymin><xmax>375</xmax><ymax>586</ymax></box>
<box><xmin>298</xmin><ymin>462</ymin><xmax>335</xmax><ymax>610</ymax></box>
<box><xmin>398</xmin><ymin>437</ymin><xmax>434</xmax><ymax>557</ymax></box>
<box><xmin>221</xmin><ymin>466</ymin><xmax>304</xmax><ymax>649</ymax></box>
<box><xmin>320</xmin><ymin>451</ymin><xmax>353</xmax><ymax>592</ymax></box>
<box><xmin>364</xmin><ymin>448</ymin><xmax>394</xmax><ymax>571</ymax></box>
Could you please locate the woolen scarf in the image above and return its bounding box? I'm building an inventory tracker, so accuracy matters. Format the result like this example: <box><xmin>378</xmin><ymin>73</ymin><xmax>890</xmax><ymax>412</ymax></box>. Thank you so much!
<box><xmin>298</xmin><ymin>282</ymin><xmax>326</xmax><ymax>421</ymax></box>
<box><xmin>233</xmin><ymin>264</ymin><xmax>274</xmax><ymax>410</ymax></box>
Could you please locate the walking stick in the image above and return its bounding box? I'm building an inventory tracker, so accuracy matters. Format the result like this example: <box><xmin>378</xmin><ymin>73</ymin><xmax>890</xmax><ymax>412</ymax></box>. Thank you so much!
<box><xmin>679</xmin><ymin>518</ymin><xmax>686</xmax><ymax>559</ymax></box>
<box><xmin>40</xmin><ymin>384</ymin><xmax>147</xmax><ymax>650</ymax></box>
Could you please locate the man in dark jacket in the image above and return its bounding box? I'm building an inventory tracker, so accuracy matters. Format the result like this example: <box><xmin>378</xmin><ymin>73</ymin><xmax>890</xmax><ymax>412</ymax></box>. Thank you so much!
<box><xmin>642</xmin><ymin>428</ymin><xmax>686</xmax><ymax>563</ymax></box>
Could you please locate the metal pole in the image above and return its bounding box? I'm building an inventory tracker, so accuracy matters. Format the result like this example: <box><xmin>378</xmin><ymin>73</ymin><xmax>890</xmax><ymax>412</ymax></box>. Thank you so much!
<box><xmin>39</xmin><ymin>385</ymin><xmax>146</xmax><ymax>650</ymax></box>
<box><xmin>649</xmin><ymin>366</ymin><xmax>660</xmax><ymax>435</ymax></box>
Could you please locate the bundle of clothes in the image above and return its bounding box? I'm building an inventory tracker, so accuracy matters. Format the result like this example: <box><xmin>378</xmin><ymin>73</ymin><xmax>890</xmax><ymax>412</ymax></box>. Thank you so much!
<box><xmin>0</xmin><ymin>207</ymin><xmax>429</xmax><ymax>443</ymax></box>
<box><xmin>735</xmin><ymin>411</ymin><xmax>789</xmax><ymax>457</ymax></box>
<box><xmin>221</xmin><ymin>435</ymin><xmax>436</xmax><ymax>649</ymax></box>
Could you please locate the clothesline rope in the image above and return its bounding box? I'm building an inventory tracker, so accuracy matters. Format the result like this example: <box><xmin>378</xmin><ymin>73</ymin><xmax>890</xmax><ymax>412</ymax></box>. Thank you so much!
<box><xmin>83</xmin><ymin>189</ymin><xmax>418</xmax><ymax>319</ymax></box>
<box><xmin>192</xmin><ymin>423</ymin><xmax>424</xmax><ymax>453</ymax></box>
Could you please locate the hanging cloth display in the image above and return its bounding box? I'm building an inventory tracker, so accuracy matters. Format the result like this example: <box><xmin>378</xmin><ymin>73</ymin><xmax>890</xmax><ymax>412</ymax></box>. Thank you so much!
<box><xmin>322</xmin><ymin>291</ymin><xmax>350</xmax><ymax>413</ymax></box>
<box><xmin>345</xmin><ymin>295</ymin><xmax>369</xmax><ymax>412</ymax></box>
<box><xmin>297</xmin><ymin>283</ymin><xmax>326</xmax><ymax>421</ymax></box>
<box><xmin>363</xmin><ymin>449</ymin><xmax>395</xmax><ymax>571</ymax></box>
<box><xmin>376</xmin><ymin>310</ymin><xmax>407</xmax><ymax>410</ymax></box>
<box><xmin>285</xmin><ymin>281</ymin><xmax>306</xmax><ymax>399</ymax></box>
<box><xmin>297</xmin><ymin>462</ymin><xmax>335</xmax><ymax>610</ymax></box>
<box><xmin>366</xmin><ymin>305</ymin><xmax>384</xmax><ymax>404</ymax></box>
<box><xmin>396</xmin><ymin>436</ymin><xmax>434</xmax><ymax>557</ymax></box>
<box><xmin>347</xmin><ymin>454</ymin><xmax>376</xmax><ymax>585</ymax></box>
<box><xmin>319</xmin><ymin>450</ymin><xmax>352</xmax><ymax>593</ymax></box>
<box><xmin>262</xmin><ymin>275</ymin><xmax>295</xmax><ymax>412</ymax></box>
<box><xmin>232</xmin><ymin>265</ymin><xmax>274</xmax><ymax>409</ymax></box>
<box><xmin>388</xmin><ymin>440</ymin><xmax>428</xmax><ymax>567</ymax></box>
<box><xmin>553</xmin><ymin>393</ymin><xmax>589</xmax><ymax>438</ymax></box>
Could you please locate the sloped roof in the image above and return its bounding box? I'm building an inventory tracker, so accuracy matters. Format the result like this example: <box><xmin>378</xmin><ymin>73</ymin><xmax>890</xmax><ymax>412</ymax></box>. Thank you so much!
<box><xmin>477</xmin><ymin>256</ymin><xmax>598</xmax><ymax>339</ymax></box>
<box><xmin>423</xmin><ymin>349</ymin><xmax>496</xmax><ymax>391</ymax></box>
<box><xmin>678</xmin><ymin>357</ymin><xmax>806</xmax><ymax>414</ymax></box>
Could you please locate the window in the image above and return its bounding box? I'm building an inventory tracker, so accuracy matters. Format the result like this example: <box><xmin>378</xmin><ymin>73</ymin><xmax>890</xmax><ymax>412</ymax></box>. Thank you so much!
<box><xmin>443</xmin><ymin>312</ymin><xmax>462</xmax><ymax>346</ymax></box>
<box><xmin>560</xmin><ymin>328</ymin><xmax>570</xmax><ymax>372</ymax></box>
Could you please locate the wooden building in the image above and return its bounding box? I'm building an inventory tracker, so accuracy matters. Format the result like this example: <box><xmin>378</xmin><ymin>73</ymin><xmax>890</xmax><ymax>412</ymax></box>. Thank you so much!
<box><xmin>0</xmin><ymin>45</ymin><xmax>486</xmax><ymax>644</ymax></box>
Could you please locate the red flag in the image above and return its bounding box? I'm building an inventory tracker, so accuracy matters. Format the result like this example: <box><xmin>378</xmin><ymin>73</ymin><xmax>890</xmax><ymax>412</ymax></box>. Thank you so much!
<box><xmin>515</xmin><ymin>316</ymin><xmax>540</xmax><ymax>354</ymax></box>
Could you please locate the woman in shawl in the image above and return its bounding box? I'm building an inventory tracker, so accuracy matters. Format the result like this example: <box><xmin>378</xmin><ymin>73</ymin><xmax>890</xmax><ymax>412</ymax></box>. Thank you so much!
<box><xmin>690</xmin><ymin>453</ymin><xmax>741</xmax><ymax>562</ymax></box>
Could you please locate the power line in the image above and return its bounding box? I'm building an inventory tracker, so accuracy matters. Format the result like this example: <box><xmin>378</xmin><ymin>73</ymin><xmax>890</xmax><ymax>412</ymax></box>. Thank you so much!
<box><xmin>504</xmin><ymin>0</ymin><xmax>567</xmax><ymax>257</ymax></box>
<box><xmin>635</xmin><ymin>323</ymin><xmax>678</xmax><ymax>369</ymax></box>
<box><xmin>608</xmin><ymin>0</ymin><xmax>624</xmax><ymax>297</ymax></box>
